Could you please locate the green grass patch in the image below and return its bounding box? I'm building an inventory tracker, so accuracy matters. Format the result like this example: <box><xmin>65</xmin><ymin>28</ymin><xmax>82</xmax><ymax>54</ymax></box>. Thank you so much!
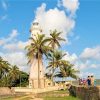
<box><xmin>44</xmin><ymin>96</ymin><xmax>80</xmax><ymax>100</ymax></box>
<box><xmin>0</xmin><ymin>90</ymin><xmax>80</xmax><ymax>100</ymax></box>
<box><xmin>37</xmin><ymin>90</ymin><xmax>80</xmax><ymax>100</ymax></box>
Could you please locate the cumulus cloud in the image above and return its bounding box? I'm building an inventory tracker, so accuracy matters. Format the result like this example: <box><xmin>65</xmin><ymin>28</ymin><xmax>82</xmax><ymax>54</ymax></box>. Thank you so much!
<box><xmin>62</xmin><ymin>50</ymin><xmax>100</xmax><ymax>71</ymax></box>
<box><xmin>63</xmin><ymin>51</ymin><xmax>99</xmax><ymax>78</ymax></box>
<box><xmin>80</xmin><ymin>46</ymin><xmax>100</xmax><ymax>61</ymax></box>
<box><xmin>79</xmin><ymin>72</ymin><xmax>94</xmax><ymax>78</ymax></box>
<box><xmin>0</xmin><ymin>29</ymin><xmax>29</xmax><ymax>72</ymax></box>
<box><xmin>58</xmin><ymin>0</ymin><xmax>79</xmax><ymax>16</ymax></box>
<box><xmin>63</xmin><ymin>52</ymin><xmax>78</xmax><ymax>64</ymax></box>
<box><xmin>0</xmin><ymin>29</ymin><xmax>29</xmax><ymax>52</ymax></box>
<box><xmin>0</xmin><ymin>52</ymin><xmax>29</xmax><ymax>72</ymax></box>
<box><xmin>33</xmin><ymin>3</ymin><xmax>76</xmax><ymax>43</ymax></box>
<box><xmin>63</xmin><ymin>53</ymin><xmax>85</xmax><ymax>70</ymax></box>
<box><xmin>3</xmin><ymin>41</ymin><xmax>28</xmax><ymax>52</ymax></box>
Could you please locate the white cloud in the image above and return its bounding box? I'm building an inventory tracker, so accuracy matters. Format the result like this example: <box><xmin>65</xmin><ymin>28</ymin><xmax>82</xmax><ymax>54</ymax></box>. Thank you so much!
<box><xmin>0</xmin><ymin>39</ymin><xmax>5</xmax><ymax>46</ymax></box>
<box><xmin>0</xmin><ymin>29</ymin><xmax>18</xmax><ymax>46</ymax></box>
<box><xmin>0</xmin><ymin>52</ymin><xmax>29</xmax><ymax>72</ymax></box>
<box><xmin>78</xmin><ymin>72</ymin><xmax>94</xmax><ymax>78</ymax></box>
<box><xmin>9</xmin><ymin>29</ymin><xmax>18</xmax><ymax>39</ymax></box>
<box><xmin>63</xmin><ymin>52</ymin><xmax>78</xmax><ymax>64</ymax></box>
<box><xmin>63</xmin><ymin>51</ymin><xmax>100</xmax><ymax>70</ymax></box>
<box><xmin>0</xmin><ymin>29</ymin><xmax>29</xmax><ymax>72</ymax></box>
<box><xmin>63</xmin><ymin>52</ymin><xmax>81</xmax><ymax>69</ymax></box>
<box><xmin>58</xmin><ymin>0</ymin><xmax>79</xmax><ymax>16</ymax></box>
<box><xmin>3</xmin><ymin>41</ymin><xmax>28</xmax><ymax>52</ymax></box>
<box><xmin>62</xmin><ymin>52</ymin><xmax>85</xmax><ymax>70</ymax></box>
<box><xmin>33</xmin><ymin>3</ymin><xmax>75</xmax><ymax>44</ymax></box>
<box><xmin>90</xmin><ymin>64</ymin><xmax>97</xmax><ymax>68</ymax></box>
<box><xmin>80</xmin><ymin>46</ymin><xmax>100</xmax><ymax>61</ymax></box>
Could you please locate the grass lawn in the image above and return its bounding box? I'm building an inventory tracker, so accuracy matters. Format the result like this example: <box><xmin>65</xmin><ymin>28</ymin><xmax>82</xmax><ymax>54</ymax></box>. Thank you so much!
<box><xmin>39</xmin><ymin>90</ymin><xmax>80</xmax><ymax>100</ymax></box>
<box><xmin>0</xmin><ymin>90</ymin><xmax>80</xmax><ymax>100</ymax></box>
<box><xmin>44</xmin><ymin>96</ymin><xmax>79</xmax><ymax>100</ymax></box>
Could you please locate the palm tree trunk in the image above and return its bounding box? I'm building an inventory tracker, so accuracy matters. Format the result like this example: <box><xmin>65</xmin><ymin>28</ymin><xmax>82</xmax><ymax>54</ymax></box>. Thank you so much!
<box><xmin>38</xmin><ymin>52</ymin><xmax>40</xmax><ymax>88</ymax></box>
<box><xmin>52</xmin><ymin>44</ymin><xmax>55</xmax><ymax>86</ymax></box>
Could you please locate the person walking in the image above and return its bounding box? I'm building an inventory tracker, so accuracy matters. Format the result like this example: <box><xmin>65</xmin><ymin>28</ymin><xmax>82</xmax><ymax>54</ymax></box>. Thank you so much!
<box><xmin>87</xmin><ymin>76</ymin><xmax>91</xmax><ymax>86</ymax></box>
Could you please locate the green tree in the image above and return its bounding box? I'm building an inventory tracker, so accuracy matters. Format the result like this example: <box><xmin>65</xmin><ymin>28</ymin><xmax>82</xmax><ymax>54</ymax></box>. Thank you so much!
<box><xmin>47</xmin><ymin>50</ymin><xmax>66</xmax><ymax>82</ymax></box>
<box><xmin>0</xmin><ymin>57</ymin><xmax>29</xmax><ymax>87</ymax></box>
<box><xmin>8</xmin><ymin>65</ymin><xmax>20</xmax><ymax>87</ymax></box>
<box><xmin>55</xmin><ymin>61</ymin><xmax>79</xmax><ymax>79</ymax></box>
<box><xmin>19</xmin><ymin>71</ymin><xmax>29</xmax><ymax>87</ymax></box>
<box><xmin>47</xmin><ymin>30</ymin><xmax>65</xmax><ymax>84</ymax></box>
<box><xmin>0</xmin><ymin>57</ymin><xmax>10</xmax><ymax>79</ymax></box>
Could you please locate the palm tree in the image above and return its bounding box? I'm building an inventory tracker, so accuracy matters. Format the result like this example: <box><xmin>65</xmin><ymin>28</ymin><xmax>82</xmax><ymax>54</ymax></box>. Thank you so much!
<box><xmin>47</xmin><ymin>50</ymin><xmax>66</xmax><ymax>83</ymax></box>
<box><xmin>55</xmin><ymin>62</ymin><xmax>79</xmax><ymax>79</ymax></box>
<box><xmin>8</xmin><ymin>65</ymin><xmax>20</xmax><ymax>87</ymax></box>
<box><xmin>48</xmin><ymin>29</ymin><xmax>66</xmax><ymax>48</ymax></box>
<box><xmin>54</xmin><ymin>61</ymin><xmax>79</xmax><ymax>89</ymax></box>
<box><xmin>47</xmin><ymin>30</ymin><xmax>66</xmax><ymax>84</ymax></box>
<box><xmin>25</xmin><ymin>34</ymin><xmax>51</xmax><ymax>88</ymax></box>
<box><xmin>0</xmin><ymin>57</ymin><xmax>10</xmax><ymax>79</ymax></box>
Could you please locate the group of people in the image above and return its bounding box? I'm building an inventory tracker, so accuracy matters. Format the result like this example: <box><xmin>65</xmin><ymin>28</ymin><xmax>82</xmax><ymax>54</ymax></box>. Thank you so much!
<box><xmin>79</xmin><ymin>75</ymin><xmax>95</xmax><ymax>86</ymax></box>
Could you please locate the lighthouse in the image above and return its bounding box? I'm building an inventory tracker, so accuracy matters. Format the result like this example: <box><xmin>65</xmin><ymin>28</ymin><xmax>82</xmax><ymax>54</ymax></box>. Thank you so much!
<box><xmin>29</xmin><ymin>21</ymin><xmax>45</xmax><ymax>88</ymax></box>
<box><xmin>30</xmin><ymin>21</ymin><xmax>42</xmax><ymax>38</ymax></box>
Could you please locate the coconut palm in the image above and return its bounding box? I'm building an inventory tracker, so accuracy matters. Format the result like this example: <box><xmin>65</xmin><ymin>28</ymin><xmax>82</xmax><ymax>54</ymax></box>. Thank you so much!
<box><xmin>25</xmin><ymin>34</ymin><xmax>51</xmax><ymax>88</ymax></box>
<box><xmin>0</xmin><ymin>57</ymin><xmax>10</xmax><ymax>79</ymax></box>
<box><xmin>48</xmin><ymin>29</ymin><xmax>66</xmax><ymax>48</ymax></box>
<box><xmin>47</xmin><ymin>50</ymin><xmax>66</xmax><ymax>82</ymax></box>
<box><xmin>47</xmin><ymin>29</ymin><xmax>66</xmax><ymax>84</ymax></box>
<box><xmin>8</xmin><ymin>65</ymin><xmax>20</xmax><ymax>86</ymax></box>
<box><xmin>55</xmin><ymin>62</ymin><xmax>79</xmax><ymax>79</ymax></box>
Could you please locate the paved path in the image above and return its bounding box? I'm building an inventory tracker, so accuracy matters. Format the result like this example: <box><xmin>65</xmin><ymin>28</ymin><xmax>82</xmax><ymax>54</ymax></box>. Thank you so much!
<box><xmin>14</xmin><ymin>95</ymin><xmax>43</xmax><ymax>100</ymax></box>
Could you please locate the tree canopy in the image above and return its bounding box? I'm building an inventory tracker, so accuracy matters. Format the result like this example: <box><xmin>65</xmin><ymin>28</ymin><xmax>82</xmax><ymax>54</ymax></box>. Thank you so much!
<box><xmin>0</xmin><ymin>56</ymin><xmax>29</xmax><ymax>87</ymax></box>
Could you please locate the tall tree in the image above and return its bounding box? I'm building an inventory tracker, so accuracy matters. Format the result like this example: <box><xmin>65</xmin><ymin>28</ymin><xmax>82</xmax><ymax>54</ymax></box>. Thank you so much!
<box><xmin>47</xmin><ymin>50</ymin><xmax>66</xmax><ymax>82</ymax></box>
<box><xmin>25</xmin><ymin>34</ymin><xmax>51</xmax><ymax>88</ymax></box>
<box><xmin>48</xmin><ymin>29</ymin><xmax>66</xmax><ymax>48</ymax></box>
<box><xmin>0</xmin><ymin>57</ymin><xmax>10</xmax><ymax>79</ymax></box>
<box><xmin>47</xmin><ymin>30</ymin><xmax>65</xmax><ymax>84</ymax></box>
<box><xmin>8</xmin><ymin>65</ymin><xmax>20</xmax><ymax>87</ymax></box>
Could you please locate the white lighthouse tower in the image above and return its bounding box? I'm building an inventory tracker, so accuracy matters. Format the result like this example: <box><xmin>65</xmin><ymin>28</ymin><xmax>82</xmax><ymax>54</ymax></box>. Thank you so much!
<box><xmin>30</xmin><ymin>21</ymin><xmax>42</xmax><ymax>38</ymax></box>
<box><xmin>29</xmin><ymin>21</ymin><xmax>45</xmax><ymax>88</ymax></box>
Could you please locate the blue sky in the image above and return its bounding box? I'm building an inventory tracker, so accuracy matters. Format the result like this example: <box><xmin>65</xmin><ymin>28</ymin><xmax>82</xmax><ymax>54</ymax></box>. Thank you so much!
<box><xmin>0</xmin><ymin>0</ymin><xmax>100</xmax><ymax>79</ymax></box>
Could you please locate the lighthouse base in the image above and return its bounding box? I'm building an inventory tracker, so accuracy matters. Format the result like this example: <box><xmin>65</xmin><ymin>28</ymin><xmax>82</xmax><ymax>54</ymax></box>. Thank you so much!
<box><xmin>29</xmin><ymin>78</ymin><xmax>45</xmax><ymax>89</ymax></box>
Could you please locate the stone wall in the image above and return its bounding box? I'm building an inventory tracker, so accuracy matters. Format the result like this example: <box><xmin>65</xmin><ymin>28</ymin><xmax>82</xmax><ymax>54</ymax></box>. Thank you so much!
<box><xmin>69</xmin><ymin>85</ymin><xmax>100</xmax><ymax>100</ymax></box>
<box><xmin>0</xmin><ymin>87</ymin><xmax>13</xmax><ymax>95</ymax></box>
<box><xmin>14</xmin><ymin>86</ymin><xmax>59</xmax><ymax>93</ymax></box>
